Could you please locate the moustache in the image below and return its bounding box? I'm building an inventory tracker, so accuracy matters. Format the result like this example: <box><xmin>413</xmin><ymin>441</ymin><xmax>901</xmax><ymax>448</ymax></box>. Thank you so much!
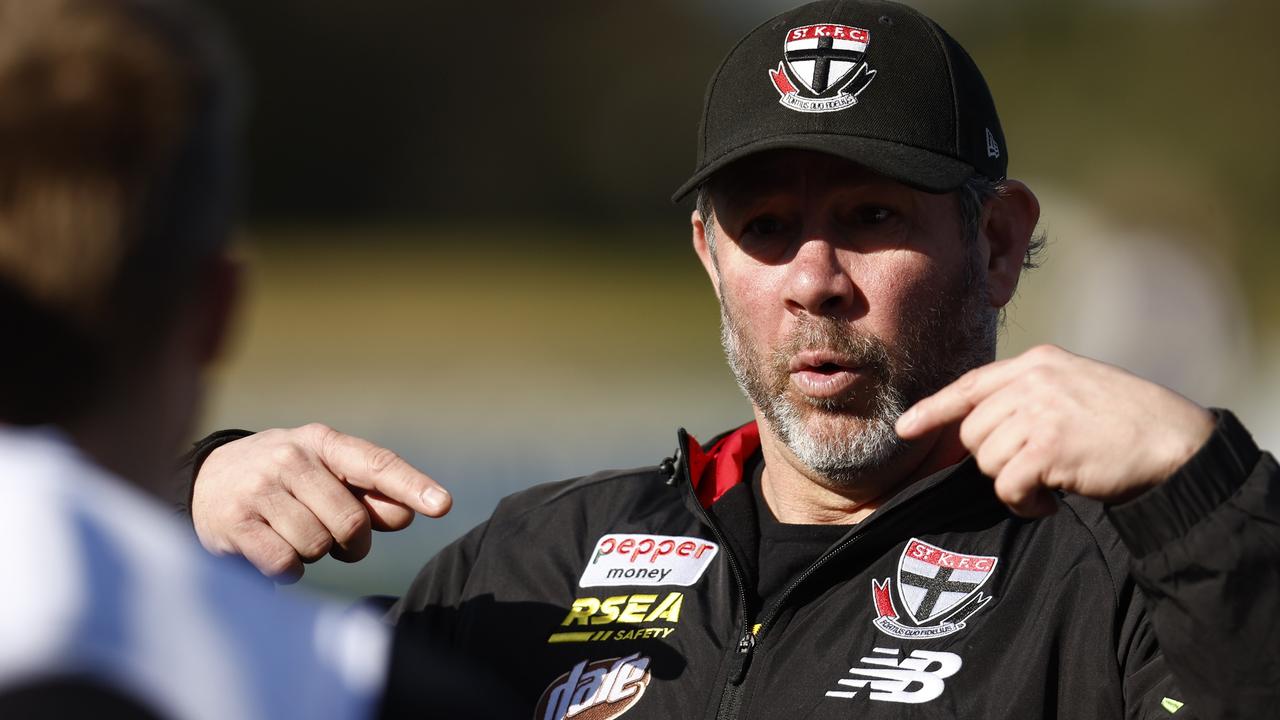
<box><xmin>769</xmin><ymin>317</ymin><xmax>895</xmax><ymax>381</ymax></box>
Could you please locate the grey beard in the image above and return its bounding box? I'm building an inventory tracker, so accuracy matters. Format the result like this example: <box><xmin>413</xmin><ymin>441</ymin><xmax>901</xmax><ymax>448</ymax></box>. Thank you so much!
<box><xmin>718</xmin><ymin>268</ymin><xmax>997</xmax><ymax>489</ymax></box>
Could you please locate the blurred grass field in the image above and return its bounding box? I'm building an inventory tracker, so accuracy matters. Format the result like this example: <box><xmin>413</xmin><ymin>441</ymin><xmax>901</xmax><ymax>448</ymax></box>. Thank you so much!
<box><xmin>203</xmin><ymin>223</ymin><xmax>753</xmax><ymax>597</ymax></box>
<box><xmin>204</xmin><ymin>216</ymin><xmax>1279</xmax><ymax>599</ymax></box>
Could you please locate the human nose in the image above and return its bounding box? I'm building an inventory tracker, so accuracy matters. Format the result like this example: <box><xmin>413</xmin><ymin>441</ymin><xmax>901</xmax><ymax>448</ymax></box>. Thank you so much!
<box><xmin>781</xmin><ymin>236</ymin><xmax>858</xmax><ymax>318</ymax></box>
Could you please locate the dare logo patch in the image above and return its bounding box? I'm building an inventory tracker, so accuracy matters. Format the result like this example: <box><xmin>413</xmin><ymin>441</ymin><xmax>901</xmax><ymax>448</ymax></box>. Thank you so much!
<box><xmin>535</xmin><ymin>654</ymin><xmax>651</xmax><ymax>720</ymax></box>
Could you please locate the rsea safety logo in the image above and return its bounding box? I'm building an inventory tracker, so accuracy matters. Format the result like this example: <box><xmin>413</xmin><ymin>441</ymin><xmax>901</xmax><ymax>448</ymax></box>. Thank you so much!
<box><xmin>548</xmin><ymin>592</ymin><xmax>684</xmax><ymax>644</ymax></box>
<box><xmin>535</xmin><ymin>653</ymin><xmax>651</xmax><ymax>720</ymax></box>
<box><xmin>578</xmin><ymin>534</ymin><xmax>718</xmax><ymax>588</ymax></box>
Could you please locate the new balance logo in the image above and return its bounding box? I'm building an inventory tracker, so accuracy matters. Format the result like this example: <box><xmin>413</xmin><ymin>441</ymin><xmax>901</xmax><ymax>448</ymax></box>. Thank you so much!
<box><xmin>824</xmin><ymin>647</ymin><xmax>962</xmax><ymax>704</ymax></box>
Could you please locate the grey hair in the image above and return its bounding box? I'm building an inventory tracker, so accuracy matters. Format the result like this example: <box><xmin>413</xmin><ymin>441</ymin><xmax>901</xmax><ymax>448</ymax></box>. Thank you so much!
<box><xmin>956</xmin><ymin>176</ymin><xmax>1046</xmax><ymax>270</ymax></box>
<box><xmin>695</xmin><ymin>185</ymin><xmax>720</xmax><ymax>268</ymax></box>
<box><xmin>695</xmin><ymin>175</ymin><xmax>1046</xmax><ymax>271</ymax></box>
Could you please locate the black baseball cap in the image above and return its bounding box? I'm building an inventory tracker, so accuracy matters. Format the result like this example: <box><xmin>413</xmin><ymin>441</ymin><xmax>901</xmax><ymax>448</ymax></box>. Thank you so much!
<box><xmin>672</xmin><ymin>0</ymin><xmax>1006</xmax><ymax>202</ymax></box>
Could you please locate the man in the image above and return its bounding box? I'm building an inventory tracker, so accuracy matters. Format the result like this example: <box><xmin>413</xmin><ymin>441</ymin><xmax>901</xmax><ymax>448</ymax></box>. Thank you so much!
<box><xmin>0</xmin><ymin>1</ymin><xmax>512</xmax><ymax>717</ymax></box>
<box><xmin>186</xmin><ymin>1</ymin><xmax>1279</xmax><ymax>718</ymax></box>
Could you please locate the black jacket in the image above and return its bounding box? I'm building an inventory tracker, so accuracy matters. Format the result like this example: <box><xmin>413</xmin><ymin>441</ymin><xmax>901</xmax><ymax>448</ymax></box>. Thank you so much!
<box><xmin>385</xmin><ymin>410</ymin><xmax>1278</xmax><ymax>720</ymax></box>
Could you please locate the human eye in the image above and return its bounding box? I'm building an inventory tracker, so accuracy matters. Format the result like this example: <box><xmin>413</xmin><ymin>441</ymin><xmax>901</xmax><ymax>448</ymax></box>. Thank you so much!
<box><xmin>743</xmin><ymin>215</ymin><xmax>787</xmax><ymax>237</ymax></box>
<box><xmin>854</xmin><ymin>205</ymin><xmax>894</xmax><ymax>225</ymax></box>
<box><xmin>731</xmin><ymin>211</ymin><xmax>795</xmax><ymax>262</ymax></box>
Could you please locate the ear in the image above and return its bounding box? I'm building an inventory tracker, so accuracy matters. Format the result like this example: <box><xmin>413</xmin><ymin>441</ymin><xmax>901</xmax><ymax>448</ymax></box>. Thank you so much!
<box><xmin>691</xmin><ymin>209</ymin><xmax>721</xmax><ymax>297</ymax></box>
<box><xmin>980</xmin><ymin>179</ymin><xmax>1040</xmax><ymax>308</ymax></box>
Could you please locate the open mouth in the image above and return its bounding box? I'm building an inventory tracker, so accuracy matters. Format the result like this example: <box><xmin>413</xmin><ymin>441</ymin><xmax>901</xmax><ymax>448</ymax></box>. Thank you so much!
<box><xmin>789</xmin><ymin>350</ymin><xmax>860</xmax><ymax>373</ymax></box>
<box><xmin>788</xmin><ymin>351</ymin><xmax>864</xmax><ymax>398</ymax></box>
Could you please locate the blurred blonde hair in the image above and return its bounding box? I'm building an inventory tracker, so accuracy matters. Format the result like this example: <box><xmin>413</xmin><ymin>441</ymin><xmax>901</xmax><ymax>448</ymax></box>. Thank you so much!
<box><xmin>0</xmin><ymin>0</ymin><xmax>241</xmax><ymax>422</ymax></box>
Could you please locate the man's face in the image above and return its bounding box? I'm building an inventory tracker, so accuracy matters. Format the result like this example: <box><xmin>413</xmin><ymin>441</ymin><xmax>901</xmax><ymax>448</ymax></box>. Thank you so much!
<box><xmin>699</xmin><ymin>150</ymin><xmax>997</xmax><ymax>486</ymax></box>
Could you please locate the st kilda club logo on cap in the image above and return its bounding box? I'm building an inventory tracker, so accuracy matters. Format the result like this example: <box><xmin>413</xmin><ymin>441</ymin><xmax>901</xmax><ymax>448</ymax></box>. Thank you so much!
<box><xmin>769</xmin><ymin>24</ymin><xmax>876</xmax><ymax>113</ymax></box>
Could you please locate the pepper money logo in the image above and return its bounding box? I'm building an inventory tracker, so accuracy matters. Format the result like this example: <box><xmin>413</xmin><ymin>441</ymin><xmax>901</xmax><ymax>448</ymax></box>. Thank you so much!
<box><xmin>871</xmin><ymin>538</ymin><xmax>997</xmax><ymax>640</ymax></box>
<box><xmin>578</xmin><ymin>534</ymin><xmax>718</xmax><ymax>588</ymax></box>
<box><xmin>769</xmin><ymin>23</ymin><xmax>877</xmax><ymax>113</ymax></box>
<box><xmin>534</xmin><ymin>653</ymin><xmax>652</xmax><ymax>720</ymax></box>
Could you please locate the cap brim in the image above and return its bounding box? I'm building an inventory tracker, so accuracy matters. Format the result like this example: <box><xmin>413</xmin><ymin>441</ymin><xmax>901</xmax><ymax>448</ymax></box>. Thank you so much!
<box><xmin>670</xmin><ymin>134</ymin><xmax>975</xmax><ymax>203</ymax></box>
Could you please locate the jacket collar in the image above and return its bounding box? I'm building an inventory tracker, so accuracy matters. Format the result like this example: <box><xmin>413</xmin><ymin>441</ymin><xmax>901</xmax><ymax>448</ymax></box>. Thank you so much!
<box><xmin>679</xmin><ymin>421</ymin><xmax>986</xmax><ymax>523</ymax></box>
<box><xmin>684</xmin><ymin>422</ymin><xmax>760</xmax><ymax>509</ymax></box>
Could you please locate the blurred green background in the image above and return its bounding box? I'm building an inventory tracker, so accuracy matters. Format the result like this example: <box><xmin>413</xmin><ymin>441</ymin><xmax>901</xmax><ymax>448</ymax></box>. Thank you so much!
<box><xmin>201</xmin><ymin>0</ymin><xmax>1280</xmax><ymax>598</ymax></box>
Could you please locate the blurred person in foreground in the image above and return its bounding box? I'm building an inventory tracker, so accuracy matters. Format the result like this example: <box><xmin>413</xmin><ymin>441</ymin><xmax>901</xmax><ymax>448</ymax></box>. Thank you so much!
<box><xmin>0</xmin><ymin>0</ymin><xmax>512</xmax><ymax>717</ymax></box>
<box><xmin>185</xmin><ymin>1</ymin><xmax>1279</xmax><ymax>718</ymax></box>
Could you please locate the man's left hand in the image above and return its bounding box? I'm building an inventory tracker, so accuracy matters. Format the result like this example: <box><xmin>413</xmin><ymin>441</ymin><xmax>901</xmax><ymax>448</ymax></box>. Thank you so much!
<box><xmin>895</xmin><ymin>344</ymin><xmax>1214</xmax><ymax>517</ymax></box>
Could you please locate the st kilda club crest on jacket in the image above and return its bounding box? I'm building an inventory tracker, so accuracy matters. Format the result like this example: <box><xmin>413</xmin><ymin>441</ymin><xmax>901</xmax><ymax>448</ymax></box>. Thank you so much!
<box><xmin>871</xmin><ymin>538</ymin><xmax>998</xmax><ymax>640</ymax></box>
<box><xmin>769</xmin><ymin>24</ymin><xmax>877</xmax><ymax>113</ymax></box>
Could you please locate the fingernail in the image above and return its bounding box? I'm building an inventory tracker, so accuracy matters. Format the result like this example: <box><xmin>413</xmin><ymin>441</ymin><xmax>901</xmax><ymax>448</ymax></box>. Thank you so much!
<box><xmin>421</xmin><ymin>486</ymin><xmax>450</xmax><ymax>513</ymax></box>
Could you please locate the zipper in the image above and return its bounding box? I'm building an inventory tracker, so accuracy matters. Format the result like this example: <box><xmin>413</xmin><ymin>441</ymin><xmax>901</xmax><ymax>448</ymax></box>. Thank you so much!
<box><xmin>673</xmin><ymin>430</ymin><xmax>959</xmax><ymax>720</ymax></box>
<box><xmin>698</xmin><ymin>503</ymin><xmax>754</xmax><ymax>720</ymax></box>
<box><xmin>671</xmin><ymin>432</ymin><xmax>756</xmax><ymax>720</ymax></box>
<box><xmin>711</xmin><ymin>531</ymin><xmax>869</xmax><ymax>720</ymax></box>
<box><xmin>753</xmin><ymin>530</ymin><xmax>867</xmax><ymax>640</ymax></box>
<box><xmin>689</xmin><ymin>492</ymin><xmax>754</xmax><ymax>711</ymax></box>
<box><xmin>741</xmin><ymin>463</ymin><xmax>968</xmax><ymax>645</ymax></box>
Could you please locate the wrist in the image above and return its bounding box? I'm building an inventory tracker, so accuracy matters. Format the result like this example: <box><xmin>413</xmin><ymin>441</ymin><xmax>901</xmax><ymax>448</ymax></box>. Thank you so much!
<box><xmin>1107</xmin><ymin>409</ymin><xmax>1259</xmax><ymax>557</ymax></box>
<box><xmin>179</xmin><ymin>428</ymin><xmax>255</xmax><ymax>518</ymax></box>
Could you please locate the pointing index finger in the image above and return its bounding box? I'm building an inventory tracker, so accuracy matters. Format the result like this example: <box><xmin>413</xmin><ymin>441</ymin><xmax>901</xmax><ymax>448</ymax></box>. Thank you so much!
<box><xmin>312</xmin><ymin>427</ymin><xmax>452</xmax><ymax>517</ymax></box>
<box><xmin>896</xmin><ymin>357</ymin><xmax>1019</xmax><ymax>439</ymax></box>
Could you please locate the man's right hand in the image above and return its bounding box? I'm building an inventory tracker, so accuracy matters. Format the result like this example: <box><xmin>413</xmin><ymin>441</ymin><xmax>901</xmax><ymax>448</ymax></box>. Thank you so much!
<box><xmin>190</xmin><ymin>423</ymin><xmax>452</xmax><ymax>582</ymax></box>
